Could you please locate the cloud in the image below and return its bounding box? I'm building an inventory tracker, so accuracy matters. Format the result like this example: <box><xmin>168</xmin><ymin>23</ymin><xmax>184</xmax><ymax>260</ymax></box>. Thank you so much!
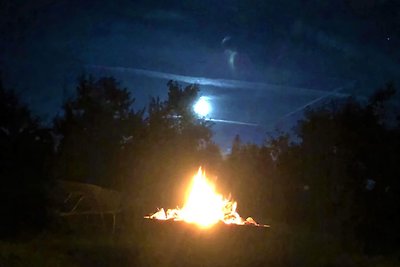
<box><xmin>86</xmin><ymin>64</ymin><xmax>350</xmax><ymax>98</ymax></box>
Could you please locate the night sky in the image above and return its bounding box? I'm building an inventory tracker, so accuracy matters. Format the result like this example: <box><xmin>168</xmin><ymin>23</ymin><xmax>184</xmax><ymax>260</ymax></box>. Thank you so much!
<box><xmin>1</xmin><ymin>0</ymin><xmax>399</xmax><ymax>150</ymax></box>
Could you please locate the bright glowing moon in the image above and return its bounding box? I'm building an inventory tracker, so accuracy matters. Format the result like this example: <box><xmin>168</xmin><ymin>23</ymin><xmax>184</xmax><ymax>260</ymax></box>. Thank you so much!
<box><xmin>193</xmin><ymin>97</ymin><xmax>211</xmax><ymax>117</ymax></box>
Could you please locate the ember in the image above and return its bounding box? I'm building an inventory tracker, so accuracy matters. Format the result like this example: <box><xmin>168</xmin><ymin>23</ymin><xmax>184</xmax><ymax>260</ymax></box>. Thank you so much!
<box><xmin>145</xmin><ymin>168</ymin><xmax>267</xmax><ymax>228</ymax></box>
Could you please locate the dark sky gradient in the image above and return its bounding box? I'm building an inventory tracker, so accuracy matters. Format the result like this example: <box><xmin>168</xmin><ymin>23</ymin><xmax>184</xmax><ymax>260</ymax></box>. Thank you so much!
<box><xmin>1</xmin><ymin>0</ymin><xmax>399</xmax><ymax>150</ymax></box>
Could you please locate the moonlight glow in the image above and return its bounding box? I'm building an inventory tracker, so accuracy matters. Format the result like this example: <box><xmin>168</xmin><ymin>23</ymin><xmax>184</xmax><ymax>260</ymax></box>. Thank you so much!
<box><xmin>193</xmin><ymin>97</ymin><xmax>211</xmax><ymax>117</ymax></box>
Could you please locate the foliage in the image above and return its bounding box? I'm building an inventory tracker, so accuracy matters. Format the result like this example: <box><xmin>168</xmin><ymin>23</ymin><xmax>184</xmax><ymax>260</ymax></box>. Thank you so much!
<box><xmin>124</xmin><ymin>81</ymin><xmax>214</xmax><ymax>213</ymax></box>
<box><xmin>0</xmin><ymin>80</ymin><xmax>54</xmax><ymax>237</ymax></box>
<box><xmin>53</xmin><ymin>77</ymin><xmax>215</xmax><ymax>215</ymax></box>
<box><xmin>291</xmin><ymin>84</ymin><xmax>400</xmax><ymax>253</ymax></box>
<box><xmin>2</xmin><ymin>73</ymin><xmax>400</xmax><ymax>262</ymax></box>
<box><xmin>224</xmin><ymin>83</ymin><xmax>400</xmax><ymax>254</ymax></box>
<box><xmin>54</xmin><ymin>75</ymin><xmax>144</xmax><ymax>188</ymax></box>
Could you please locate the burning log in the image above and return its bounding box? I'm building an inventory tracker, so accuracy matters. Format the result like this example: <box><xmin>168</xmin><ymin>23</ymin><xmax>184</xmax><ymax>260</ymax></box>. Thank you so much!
<box><xmin>140</xmin><ymin>168</ymin><xmax>270</xmax><ymax>267</ymax></box>
<box><xmin>145</xmin><ymin>168</ymin><xmax>268</xmax><ymax>228</ymax></box>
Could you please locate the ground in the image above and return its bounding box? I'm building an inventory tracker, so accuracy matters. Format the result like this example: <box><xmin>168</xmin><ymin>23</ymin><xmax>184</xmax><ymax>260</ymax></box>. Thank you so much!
<box><xmin>1</xmin><ymin>220</ymin><xmax>399</xmax><ymax>267</ymax></box>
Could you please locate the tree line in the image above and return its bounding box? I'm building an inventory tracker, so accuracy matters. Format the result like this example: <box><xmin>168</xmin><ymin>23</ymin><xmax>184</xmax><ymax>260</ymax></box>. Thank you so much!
<box><xmin>1</xmin><ymin>75</ymin><xmax>399</xmax><ymax>254</ymax></box>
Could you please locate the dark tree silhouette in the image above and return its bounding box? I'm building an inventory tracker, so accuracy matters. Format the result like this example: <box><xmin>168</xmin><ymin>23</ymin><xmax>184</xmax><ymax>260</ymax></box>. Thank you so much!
<box><xmin>0</xmin><ymin>80</ymin><xmax>54</xmax><ymax>237</ymax></box>
<box><xmin>53</xmin><ymin>77</ymin><xmax>214</xmax><ymax>217</ymax></box>
<box><xmin>124</xmin><ymin>81</ymin><xmax>214</xmax><ymax>214</ymax></box>
<box><xmin>290</xmin><ymin>84</ymin><xmax>400</xmax><ymax>252</ymax></box>
<box><xmin>54</xmin><ymin>75</ymin><xmax>144</xmax><ymax>188</ymax></box>
<box><xmin>221</xmin><ymin>83</ymin><xmax>400</xmax><ymax>254</ymax></box>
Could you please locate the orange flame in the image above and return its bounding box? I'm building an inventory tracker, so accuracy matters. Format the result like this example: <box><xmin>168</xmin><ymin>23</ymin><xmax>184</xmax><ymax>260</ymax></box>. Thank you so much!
<box><xmin>145</xmin><ymin>168</ymin><xmax>265</xmax><ymax>228</ymax></box>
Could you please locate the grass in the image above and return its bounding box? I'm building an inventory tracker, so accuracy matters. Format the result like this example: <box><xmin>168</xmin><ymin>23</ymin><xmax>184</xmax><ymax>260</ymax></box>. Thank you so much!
<box><xmin>1</xmin><ymin>220</ymin><xmax>399</xmax><ymax>267</ymax></box>
<box><xmin>0</xmin><ymin>231</ymin><xmax>138</xmax><ymax>267</ymax></box>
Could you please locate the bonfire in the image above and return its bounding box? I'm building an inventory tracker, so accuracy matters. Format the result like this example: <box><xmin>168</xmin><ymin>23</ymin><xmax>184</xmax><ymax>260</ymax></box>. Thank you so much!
<box><xmin>145</xmin><ymin>168</ymin><xmax>267</xmax><ymax>228</ymax></box>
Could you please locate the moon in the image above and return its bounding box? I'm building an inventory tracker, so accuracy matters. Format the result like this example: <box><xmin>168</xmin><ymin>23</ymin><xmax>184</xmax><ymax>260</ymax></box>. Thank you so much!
<box><xmin>193</xmin><ymin>97</ymin><xmax>212</xmax><ymax>117</ymax></box>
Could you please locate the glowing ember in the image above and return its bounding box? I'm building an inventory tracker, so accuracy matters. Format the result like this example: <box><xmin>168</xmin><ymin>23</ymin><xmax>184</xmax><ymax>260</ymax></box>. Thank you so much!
<box><xmin>145</xmin><ymin>168</ymin><xmax>266</xmax><ymax>228</ymax></box>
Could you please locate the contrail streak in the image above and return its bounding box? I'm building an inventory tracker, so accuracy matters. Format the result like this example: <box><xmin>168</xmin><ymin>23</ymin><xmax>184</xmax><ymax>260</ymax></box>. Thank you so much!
<box><xmin>86</xmin><ymin>64</ymin><xmax>359</xmax><ymax>128</ymax></box>
<box><xmin>276</xmin><ymin>81</ymin><xmax>357</xmax><ymax>122</ymax></box>
<box><xmin>206</xmin><ymin>118</ymin><xmax>258</xmax><ymax>126</ymax></box>
<box><xmin>86</xmin><ymin>64</ymin><xmax>350</xmax><ymax>98</ymax></box>
<box><xmin>173</xmin><ymin>116</ymin><xmax>258</xmax><ymax>126</ymax></box>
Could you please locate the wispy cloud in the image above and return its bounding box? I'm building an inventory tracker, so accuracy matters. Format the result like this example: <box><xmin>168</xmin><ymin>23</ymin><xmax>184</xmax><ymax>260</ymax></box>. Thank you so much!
<box><xmin>86</xmin><ymin>64</ymin><xmax>350</xmax><ymax>98</ymax></box>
